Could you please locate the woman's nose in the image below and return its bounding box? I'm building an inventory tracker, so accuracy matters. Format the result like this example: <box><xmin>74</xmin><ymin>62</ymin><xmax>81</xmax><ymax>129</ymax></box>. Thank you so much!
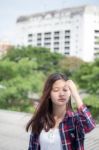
<box><xmin>59</xmin><ymin>90</ymin><xmax>65</xmax><ymax>96</ymax></box>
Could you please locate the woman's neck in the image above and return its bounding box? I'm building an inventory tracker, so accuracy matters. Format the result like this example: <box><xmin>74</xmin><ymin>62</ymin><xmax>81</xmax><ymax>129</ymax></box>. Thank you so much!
<box><xmin>53</xmin><ymin>105</ymin><xmax>66</xmax><ymax>119</ymax></box>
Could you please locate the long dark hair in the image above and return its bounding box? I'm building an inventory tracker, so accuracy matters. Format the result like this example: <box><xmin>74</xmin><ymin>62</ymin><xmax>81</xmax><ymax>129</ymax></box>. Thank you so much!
<box><xmin>26</xmin><ymin>73</ymin><xmax>72</xmax><ymax>135</ymax></box>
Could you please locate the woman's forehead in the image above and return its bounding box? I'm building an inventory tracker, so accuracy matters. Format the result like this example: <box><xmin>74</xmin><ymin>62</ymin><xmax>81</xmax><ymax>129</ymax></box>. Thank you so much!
<box><xmin>52</xmin><ymin>79</ymin><xmax>67</xmax><ymax>87</ymax></box>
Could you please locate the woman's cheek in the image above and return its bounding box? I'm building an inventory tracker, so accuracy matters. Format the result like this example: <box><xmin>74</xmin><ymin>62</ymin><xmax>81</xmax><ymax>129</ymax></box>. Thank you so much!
<box><xmin>51</xmin><ymin>92</ymin><xmax>59</xmax><ymax>101</ymax></box>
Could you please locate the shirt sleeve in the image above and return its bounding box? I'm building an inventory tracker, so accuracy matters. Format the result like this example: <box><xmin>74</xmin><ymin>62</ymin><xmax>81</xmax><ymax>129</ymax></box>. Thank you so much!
<box><xmin>75</xmin><ymin>105</ymin><xmax>96</xmax><ymax>133</ymax></box>
<box><xmin>28</xmin><ymin>133</ymin><xmax>34</xmax><ymax>150</ymax></box>
<box><xmin>28</xmin><ymin>133</ymin><xmax>40</xmax><ymax>150</ymax></box>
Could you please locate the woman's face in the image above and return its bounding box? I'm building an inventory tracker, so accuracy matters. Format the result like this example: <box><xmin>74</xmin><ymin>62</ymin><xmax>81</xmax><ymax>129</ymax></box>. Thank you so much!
<box><xmin>50</xmin><ymin>79</ymin><xmax>71</xmax><ymax>106</ymax></box>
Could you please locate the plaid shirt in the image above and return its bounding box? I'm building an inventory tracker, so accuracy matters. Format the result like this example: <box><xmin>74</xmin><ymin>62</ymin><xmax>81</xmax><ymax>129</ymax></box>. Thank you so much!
<box><xmin>28</xmin><ymin>105</ymin><xmax>96</xmax><ymax>150</ymax></box>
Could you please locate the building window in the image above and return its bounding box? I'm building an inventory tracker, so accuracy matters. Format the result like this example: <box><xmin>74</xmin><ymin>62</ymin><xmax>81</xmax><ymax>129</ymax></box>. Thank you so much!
<box><xmin>44</xmin><ymin>42</ymin><xmax>51</xmax><ymax>46</ymax></box>
<box><xmin>95</xmin><ymin>30</ymin><xmax>99</xmax><ymax>33</ymax></box>
<box><xmin>64</xmin><ymin>52</ymin><xmax>69</xmax><ymax>55</ymax></box>
<box><xmin>54</xmin><ymin>31</ymin><xmax>60</xmax><ymax>35</ymax></box>
<box><xmin>37</xmin><ymin>43</ymin><xmax>41</xmax><ymax>46</ymax></box>
<box><xmin>44</xmin><ymin>32</ymin><xmax>51</xmax><ymax>35</ymax></box>
<box><xmin>94</xmin><ymin>48</ymin><xmax>99</xmax><ymax>50</ymax></box>
<box><xmin>28</xmin><ymin>34</ymin><xmax>33</xmax><ymax>37</ymax></box>
<box><xmin>65</xmin><ymin>47</ymin><xmax>70</xmax><ymax>49</ymax></box>
<box><xmin>37</xmin><ymin>33</ymin><xmax>42</xmax><ymax>38</ymax></box>
<box><xmin>65</xmin><ymin>30</ymin><xmax>70</xmax><ymax>34</ymax></box>
<box><xmin>44</xmin><ymin>37</ymin><xmax>51</xmax><ymax>40</ymax></box>
<box><xmin>54</xmin><ymin>42</ymin><xmax>59</xmax><ymax>45</ymax></box>
<box><xmin>54</xmin><ymin>36</ymin><xmax>60</xmax><ymax>40</ymax></box>
<box><xmin>65</xmin><ymin>36</ymin><xmax>70</xmax><ymax>39</ymax></box>
<box><xmin>65</xmin><ymin>41</ymin><xmax>70</xmax><ymax>44</ymax></box>
<box><xmin>37</xmin><ymin>33</ymin><xmax>42</xmax><ymax>36</ymax></box>
<box><xmin>28</xmin><ymin>39</ymin><xmax>32</xmax><ymax>42</ymax></box>
<box><xmin>54</xmin><ymin>47</ymin><xmax>59</xmax><ymax>52</ymax></box>
<box><xmin>94</xmin><ymin>41</ymin><xmax>99</xmax><ymax>45</ymax></box>
<box><xmin>37</xmin><ymin>38</ymin><xmax>42</xmax><ymax>41</ymax></box>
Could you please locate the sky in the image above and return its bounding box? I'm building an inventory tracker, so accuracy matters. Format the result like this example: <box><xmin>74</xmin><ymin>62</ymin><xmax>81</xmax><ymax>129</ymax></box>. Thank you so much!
<box><xmin>0</xmin><ymin>0</ymin><xmax>99</xmax><ymax>44</ymax></box>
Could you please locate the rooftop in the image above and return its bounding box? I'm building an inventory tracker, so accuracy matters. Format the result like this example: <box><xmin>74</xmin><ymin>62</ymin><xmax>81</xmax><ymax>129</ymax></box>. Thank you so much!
<box><xmin>16</xmin><ymin>5</ymin><xmax>99</xmax><ymax>23</ymax></box>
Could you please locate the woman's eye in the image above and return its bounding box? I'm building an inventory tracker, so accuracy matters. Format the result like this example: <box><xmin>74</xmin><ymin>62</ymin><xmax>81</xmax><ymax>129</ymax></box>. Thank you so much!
<box><xmin>64</xmin><ymin>89</ymin><xmax>67</xmax><ymax>91</ymax></box>
<box><xmin>53</xmin><ymin>89</ymin><xmax>59</xmax><ymax>92</ymax></box>
<box><xmin>53</xmin><ymin>88</ymin><xmax>59</xmax><ymax>92</ymax></box>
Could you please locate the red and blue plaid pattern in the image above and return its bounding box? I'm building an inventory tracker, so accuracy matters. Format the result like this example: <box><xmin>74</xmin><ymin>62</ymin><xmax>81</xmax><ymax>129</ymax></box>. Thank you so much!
<box><xmin>28</xmin><ymin>105</ymin><xmax>96</xmax><ymax>150</ymax></box>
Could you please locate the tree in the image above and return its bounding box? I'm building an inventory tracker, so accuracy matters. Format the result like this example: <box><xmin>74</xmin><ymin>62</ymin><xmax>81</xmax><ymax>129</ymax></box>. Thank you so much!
<box><xmin>58</xmin><ymin>56</ymin><xmax>84</xmax><ymax>76</ymax></box>
<box><xmin>73</xmin><ymin>59</ymin><xmax>99</xmax><ymax>94</ymax></box>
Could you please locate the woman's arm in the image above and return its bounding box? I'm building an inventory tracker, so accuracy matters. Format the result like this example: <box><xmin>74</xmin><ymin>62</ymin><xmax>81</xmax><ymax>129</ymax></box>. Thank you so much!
<box><xmin>66</xmin><ymin>80</ymin><xmax>83</xmax><ymax>109</ymax></box>
<box><xmin>76</xmin><ymin>105</ymin><xmax>96</xmax><ymax>133</ymax></box>
<box><xmin>66</xmin><ymin>80</ymin><xmax>96</xmax><ymax>133</ymax></box>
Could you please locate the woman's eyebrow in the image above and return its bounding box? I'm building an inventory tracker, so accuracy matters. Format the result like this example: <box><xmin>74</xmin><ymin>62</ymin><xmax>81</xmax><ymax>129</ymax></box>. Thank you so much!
<box><xmin>64</xmin><ymin>85</ymin><xmax>69</xmax><ymax>88</ymax></box>
<box><xmin>53</xmin><ymin>85</ymin><xmax>67</xmax><ymax>89</ymax></box>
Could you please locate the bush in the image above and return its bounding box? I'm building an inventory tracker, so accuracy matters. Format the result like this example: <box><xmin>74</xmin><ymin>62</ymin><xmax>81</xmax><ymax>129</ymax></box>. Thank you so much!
<box><xmin>83</xmin><ymin>95</ymin><xmax>99</xmax><ymax>123</ymax></box>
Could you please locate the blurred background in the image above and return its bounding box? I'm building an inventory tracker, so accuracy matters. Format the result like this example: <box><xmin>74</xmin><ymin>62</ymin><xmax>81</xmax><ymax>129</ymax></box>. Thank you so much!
<box><xmin>0</xmin><ymin>0</ymin><xmax>99</xmax><ymax>149</ymax></box>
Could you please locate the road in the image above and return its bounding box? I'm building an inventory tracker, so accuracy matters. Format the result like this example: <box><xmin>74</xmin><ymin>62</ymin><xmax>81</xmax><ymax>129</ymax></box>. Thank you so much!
<box><xmin>0</xmin><ymin>109</ymin><xmax>99</xmax><ymax>150</ymax></box>
<box><xmin>0</xmin><ymin>109</ymin><xmax>30</xmax><ymax>150</ymax></box>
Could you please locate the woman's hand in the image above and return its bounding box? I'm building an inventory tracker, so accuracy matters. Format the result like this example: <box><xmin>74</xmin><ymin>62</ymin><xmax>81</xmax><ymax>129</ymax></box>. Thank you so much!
<box><xmin>66</xmin><ymin>80</ymin><xmax>83</xmax><ymax>108</ymax></box>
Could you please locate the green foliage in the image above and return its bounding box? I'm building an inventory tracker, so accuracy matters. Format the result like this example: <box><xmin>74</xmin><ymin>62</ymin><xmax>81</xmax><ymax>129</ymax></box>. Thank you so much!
<box><xmin>0</xmin><ymin>73</ymin><xmax>44</xmax><ymax>111</ymax></box>
<box><xmin>0</xmin><ymin>60</ymin><xmax>17</xmax><ymax>81</ymax></box>
<box><xmin>58</xmin><ymin>56</ymin><xmax>84</xmax><ymax>76</ymax></box>
<box><xmin>0</xmin><ymin>46</ymin><xmax>63</xmax><ymax>111</ymax></box>
<box><xmin>72</xmin><ymin>63</ymin><xmax>92</xmax><ymax>87</ymax></box>
<box><xmin>3</xmin><ymin>46</ymin><xmax>63</xmax><ymax>74</ymax></box>
<box><xmin>16</xmin><ymin>58</ymin><xmax>37</xmax><ymax>77</ymax></box>
<box><xmin>73</xmin><ymin>59</ymin><xmax>99</xmax><ymax>94</ymax></box>
<box><xmin>0</xmin><ymin>45</ymin><xmax>99</xmax><ymax>117</ymax></box>
<box><xmin>83</xmin><ymin>95</ymin><xmax>99</xmax><ymax>123</ymax></box>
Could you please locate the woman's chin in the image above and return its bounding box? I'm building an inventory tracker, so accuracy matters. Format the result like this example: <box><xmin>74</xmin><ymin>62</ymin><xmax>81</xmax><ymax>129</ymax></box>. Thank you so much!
<box><xmin>55</xmin><ymin>100</ymin><xmax>68</xmax><ymax>106</ymax></box>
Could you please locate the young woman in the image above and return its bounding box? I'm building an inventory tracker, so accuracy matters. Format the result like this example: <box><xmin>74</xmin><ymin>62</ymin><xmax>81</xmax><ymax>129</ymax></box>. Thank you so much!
<box><xmin>26</xmin><ymin>73</ymin><xmax>96</xmax><ymax>150</ymax></box>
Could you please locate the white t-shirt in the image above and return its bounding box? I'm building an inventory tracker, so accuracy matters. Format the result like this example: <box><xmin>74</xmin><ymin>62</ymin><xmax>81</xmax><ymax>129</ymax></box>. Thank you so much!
<box><xmin>39</xmin><ymin>128</ymin><xmax>63</xmax><ymax>150</ymax></box>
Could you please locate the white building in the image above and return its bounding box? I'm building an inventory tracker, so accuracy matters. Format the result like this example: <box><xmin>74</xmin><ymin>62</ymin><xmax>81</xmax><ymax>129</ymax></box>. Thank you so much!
<box><xmin>16</xmin><ymin>5</ymin><xmax>99</xmax><ymax>61</ymax></box>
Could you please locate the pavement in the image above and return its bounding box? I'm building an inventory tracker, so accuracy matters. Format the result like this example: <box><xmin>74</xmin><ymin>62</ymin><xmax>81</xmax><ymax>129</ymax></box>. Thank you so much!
<box><xmin>0</xmin><ymin>109</ymin><xmax>30</xmax><ymax>150</ymax></box>
<box><xmin>0</xmin><ymin>109</ymin><xmax>99</xmax><ymax>150</ymax></box>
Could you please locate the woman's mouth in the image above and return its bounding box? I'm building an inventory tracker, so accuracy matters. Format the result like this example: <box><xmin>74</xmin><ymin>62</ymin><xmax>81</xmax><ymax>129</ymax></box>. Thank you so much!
<box><xmin>58</xmin><ymin>98</ymin><xmax>66</xmax><ymax>102</ymax></box>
